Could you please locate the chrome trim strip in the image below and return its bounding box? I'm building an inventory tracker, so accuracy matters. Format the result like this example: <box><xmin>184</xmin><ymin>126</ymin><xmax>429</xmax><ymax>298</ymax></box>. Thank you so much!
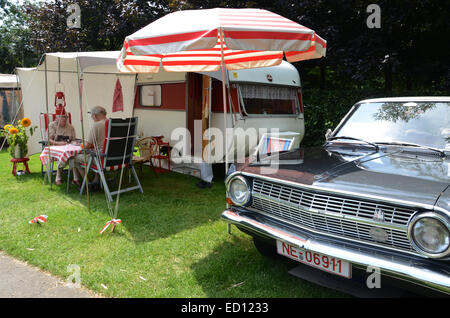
<box><xmin>249</xmin><ymin>177</ymin><xmax>419</xmax><ymax>255</ymax></box>
<box><xmin>245</xmin><ymin>205</ymin><xmax>418</xmax><ymax>257</ymax></box>
<box><xmin>226</xmin><ymin>171</ymin><xmax>449</xmax><ymax>217</ymax></box>
<box><xmin>222</xmin><ymin>209</ymin><xmax>450</xmax><ymax>294</ymax></box>
<box><xmin>330</xmin><ymin>103</ymin><xmax>359</xmax><ymax>140</ymax></box>
<box><xmin>252</xmin><ymin>192</ymin><xmax>408</xmax><ymax>232</ymax></box>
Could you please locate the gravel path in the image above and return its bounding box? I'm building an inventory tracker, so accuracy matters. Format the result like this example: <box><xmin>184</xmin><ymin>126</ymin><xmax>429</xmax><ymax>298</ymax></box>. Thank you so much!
<box><xmin>0</xmin><ymin>251</ymin><xmax>98</xmax><ymax>298</ymax></box>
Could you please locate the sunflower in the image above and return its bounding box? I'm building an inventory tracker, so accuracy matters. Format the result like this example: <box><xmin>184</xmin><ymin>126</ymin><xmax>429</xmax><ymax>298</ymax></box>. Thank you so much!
<box><xmin>3</xmin><ymin>124</ymin><xmax>12</xmax><ymax>131</ymax></box>
<box><xmin>20</xmin><ymin>118</ymin><xmax>31</xmax><ymax>127</ymax></box>
<box><xmin>9</xmin><ymin>127</ymin><xmax>19</xmax><ymax>135</ymax></box>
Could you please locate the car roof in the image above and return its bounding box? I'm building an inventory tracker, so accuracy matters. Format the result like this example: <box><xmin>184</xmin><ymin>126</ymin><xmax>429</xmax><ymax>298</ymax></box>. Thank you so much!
<box><xmin>358</xmin><ymin>96</ymin><xmax>450</xmax><ymax>103</ymax></box>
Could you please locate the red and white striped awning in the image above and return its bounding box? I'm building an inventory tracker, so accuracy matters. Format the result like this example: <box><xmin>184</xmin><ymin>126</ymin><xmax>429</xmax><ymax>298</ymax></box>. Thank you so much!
<box><xmin>117</xmin><ymin>8</ymin><xmax>326</xmax><ymax>73</ymax></box>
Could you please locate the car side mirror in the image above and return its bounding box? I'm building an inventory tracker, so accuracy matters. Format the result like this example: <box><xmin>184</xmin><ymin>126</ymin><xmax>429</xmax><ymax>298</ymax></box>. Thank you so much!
<box><xmin>325</xmin><ymin>129</ymin><xmax>333</xmax><ymax>140</ymax></box>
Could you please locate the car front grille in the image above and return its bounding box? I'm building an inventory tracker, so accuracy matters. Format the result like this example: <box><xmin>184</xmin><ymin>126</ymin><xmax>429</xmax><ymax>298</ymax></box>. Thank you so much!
<box><xmin>251</xmin><ymin>178</ymin><xmax>418</xmax><ymax>254</ymax></box>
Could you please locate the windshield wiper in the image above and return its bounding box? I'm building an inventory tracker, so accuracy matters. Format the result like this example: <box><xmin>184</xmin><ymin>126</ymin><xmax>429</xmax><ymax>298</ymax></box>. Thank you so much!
<box><xmin>374</xmin><ymin>141</ymin><xmax>446</xmax><ymax>158</ymax></box>
<box><xmin>326</xmin><ymin>136</ymin><xmax>379</xmax><ymax>152</ymax></box>
<box><xmin>250</xmin><ymin>150</ymin><xmax>292</xmax><ymax>166</ymax></box>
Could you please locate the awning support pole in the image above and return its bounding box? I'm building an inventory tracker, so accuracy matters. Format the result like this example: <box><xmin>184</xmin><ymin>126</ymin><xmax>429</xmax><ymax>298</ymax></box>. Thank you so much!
<box><xmin>76</xmin><ymin>56</ymin><xmax>90</xmax><ymax>212</ymax></box>
<box><xmin>44</xmin><ymin>54</ymin><xmax>52</xmax><ymax>186</ymax></box>
<box><xmin>219</xmin><ymin>28</ymin><xmax>229</xmax><ymax>175</ymax></box>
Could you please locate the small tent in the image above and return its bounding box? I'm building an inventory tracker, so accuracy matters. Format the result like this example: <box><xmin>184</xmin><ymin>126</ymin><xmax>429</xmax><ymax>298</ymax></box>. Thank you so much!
<box><xmin>0</xmin><ymin>74</ymin><xmax>21</xmax><ymax>127</ymax></box>
<box><xmin>16</xmin><ymin>52</ymin><xmax>136</xmax><ymax>155</ymax></box>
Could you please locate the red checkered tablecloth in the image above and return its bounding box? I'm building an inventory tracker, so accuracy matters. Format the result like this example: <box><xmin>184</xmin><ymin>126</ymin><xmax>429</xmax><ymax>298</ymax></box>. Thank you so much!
<box><xmin>40</xmin><ymin>144</ymin><xmax>83</xmax><ymax>166</ymax></box>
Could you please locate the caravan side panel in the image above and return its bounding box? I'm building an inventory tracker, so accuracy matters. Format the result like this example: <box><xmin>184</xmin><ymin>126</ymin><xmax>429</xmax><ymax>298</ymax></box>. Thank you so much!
<box><xmin>133</xmin><ymin>79</ymin><xmax>187</xmax><ymax>144</ymax></box>
<box><xmin>134</xmin><ymin>109</ymin><xmax>186</xmax><ymax>143</ymax></box>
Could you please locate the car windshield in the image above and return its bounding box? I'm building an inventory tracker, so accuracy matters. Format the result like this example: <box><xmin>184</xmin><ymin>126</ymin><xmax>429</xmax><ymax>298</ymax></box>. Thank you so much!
<box><xmin>334</xmin><ymin>101</ymin><xmax>450</xmax><ymax>150</ymax></box>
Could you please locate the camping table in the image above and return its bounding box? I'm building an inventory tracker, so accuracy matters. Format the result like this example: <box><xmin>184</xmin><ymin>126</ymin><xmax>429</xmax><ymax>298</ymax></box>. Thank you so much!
<box><xmin>40</xmin><ymin>144</ymin><xmax>83</xmax><ymax>186</ymax></box>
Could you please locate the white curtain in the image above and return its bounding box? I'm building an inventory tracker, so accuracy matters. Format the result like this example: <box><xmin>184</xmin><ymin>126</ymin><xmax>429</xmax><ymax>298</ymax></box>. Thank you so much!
<box><xmin>240</xmin><ymin>84</ymin><xmax>296</xmax><ymax>100</ymax></box>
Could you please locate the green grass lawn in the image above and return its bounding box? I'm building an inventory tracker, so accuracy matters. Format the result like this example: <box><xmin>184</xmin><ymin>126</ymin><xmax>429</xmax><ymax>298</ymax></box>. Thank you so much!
<box><xmin>0</xmin><ymin>150</ymin><xmax>345</xmax><ymax>297</ymax></box>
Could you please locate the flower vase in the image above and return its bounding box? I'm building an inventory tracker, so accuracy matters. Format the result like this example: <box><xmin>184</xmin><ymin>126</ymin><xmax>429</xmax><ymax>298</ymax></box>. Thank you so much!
<box><xmin>12</xmin><ymin>145</ymin><xmax>27</xmax><ymax>159</ymax></box>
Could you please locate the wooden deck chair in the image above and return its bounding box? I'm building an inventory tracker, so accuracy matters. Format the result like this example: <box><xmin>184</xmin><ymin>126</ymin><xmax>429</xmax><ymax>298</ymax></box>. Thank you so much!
<box><xmin>132</xmin><ymin>136</ymin><xmax>157</xmax><ymax>181</ymax></box>
<box><xmin>80</xmin><ymin>117</ymin><xmax>143</xmax><ymax>202</ymax></box>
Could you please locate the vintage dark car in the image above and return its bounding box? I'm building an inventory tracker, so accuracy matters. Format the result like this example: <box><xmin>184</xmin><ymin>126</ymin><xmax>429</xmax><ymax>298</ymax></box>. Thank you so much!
<box><xmin>222</xmin><ymin>97</ymin><xmax>450</xmax><ymax>295</ymax></box>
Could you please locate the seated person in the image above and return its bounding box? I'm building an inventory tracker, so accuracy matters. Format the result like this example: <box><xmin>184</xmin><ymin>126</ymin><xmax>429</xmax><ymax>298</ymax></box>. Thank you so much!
<box><xmin>72</xmin><ymin>106</ymin><xmax>107</xmax><ymax>188</ymax></box>
<box><xmin>48</xmin><ymin>113</ymin><xmax>77</xmax><ymax>185</ymax></box>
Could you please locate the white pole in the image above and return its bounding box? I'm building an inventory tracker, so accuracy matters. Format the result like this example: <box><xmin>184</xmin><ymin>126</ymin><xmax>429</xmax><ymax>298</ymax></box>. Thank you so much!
<box><xmin>219</xmin><ymin>28</ymin><xmax>232</xmax><ymax>235</ymax></box>
<box><xmin>76</xmin><ymin>56</ymin><xmax>90</xmax><ymax>211</ymax></box>
<box><xmin>219</xmin><ymin>28</ymin><xmax>229</xmax><ymax>175</ymax></box>
<box><xmin>44</xmin><ymin>54</ymin><xmax>52</xmax><ymax>186</ymax></box>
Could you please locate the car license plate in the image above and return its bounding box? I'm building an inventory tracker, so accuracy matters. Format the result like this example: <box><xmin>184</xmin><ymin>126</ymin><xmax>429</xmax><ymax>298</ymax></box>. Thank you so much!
<box><xmin>276</xmin><ymin>241</ymin><xmax>351</xmax><ymax>279</ymax></box>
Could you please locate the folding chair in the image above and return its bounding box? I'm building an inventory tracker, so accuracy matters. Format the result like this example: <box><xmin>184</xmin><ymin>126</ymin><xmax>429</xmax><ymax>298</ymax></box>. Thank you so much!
<box><xmin>80</xmin><ymin>117</ymin><xmax>143</xmax><ymax>202</ymax></box>
<box><xmin>149</xmin><ymin>136</ymin><xmax>171</xmax><ymax>173</ymax></box>
<box><xmin>39</xmin><ymin>111</ymin><xmax>73</xmax><ymax>176</ymax></box>
<box><xmin>132</xmin><ymin>136</ymin><xmax>157</xmax><ymax>181</ymax></box>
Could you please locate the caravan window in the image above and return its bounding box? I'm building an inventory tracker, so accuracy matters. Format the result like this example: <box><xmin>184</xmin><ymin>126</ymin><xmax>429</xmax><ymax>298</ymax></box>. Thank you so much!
<box><xmin>239</xmin><ymin>84</ymin><xmax>298</xmax><ymax>116</ymax></box>
<box><xmin>140</xmin><ymin>85</ymin><xmax>162</xmax><ymax>107</ymax></box>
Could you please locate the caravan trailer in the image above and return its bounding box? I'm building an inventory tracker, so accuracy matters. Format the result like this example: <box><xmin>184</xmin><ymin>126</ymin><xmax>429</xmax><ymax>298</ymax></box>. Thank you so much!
<box><xmin>134</xmin><ymin>60</ymin><xmax>304</xmax><ymax>178</ymax></box>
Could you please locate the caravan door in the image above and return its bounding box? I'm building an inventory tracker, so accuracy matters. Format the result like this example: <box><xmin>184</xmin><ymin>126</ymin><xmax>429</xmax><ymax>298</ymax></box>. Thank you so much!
<box><xmin>187</xmin><ymin>73</ymin><xmax>212</xmax><ymax>160</ymax></box>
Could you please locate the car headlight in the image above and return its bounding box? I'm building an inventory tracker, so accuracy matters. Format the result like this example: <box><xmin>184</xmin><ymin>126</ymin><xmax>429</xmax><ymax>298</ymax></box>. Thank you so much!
<box><xmin>227</xmin><ymin>176</ymin><xmax>251</xmax><ymax>206</ymax></box>
<box><xmin>408</xmin><ymin>212</ymin><xmax>450</xmax><ymax>258</ymax></box>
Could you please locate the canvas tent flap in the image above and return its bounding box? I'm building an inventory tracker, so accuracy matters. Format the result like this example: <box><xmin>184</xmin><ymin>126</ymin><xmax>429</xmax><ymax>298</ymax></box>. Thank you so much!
<box><xmin>36</xmin><ymin>51</ymin><xmax>122</xmax><ymax>73</ymax></box>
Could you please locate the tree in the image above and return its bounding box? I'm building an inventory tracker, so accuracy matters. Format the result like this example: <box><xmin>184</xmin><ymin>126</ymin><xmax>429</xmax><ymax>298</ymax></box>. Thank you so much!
<box><xmin>24</xmin><ymin>0</ymin><xmax>170</xmax><ymax>53</ymax></box>
<box><xmin>287</xmin><ymin>0</ymin><xmax>450</xmax><ymax>91</ymax></box>
<box><xmin>9</xmin><ymin>0</ymin><xmax>449</xmax><ymax>91</ymax></box>
<box><xmin>0</xmin><ymin>0</ymin><xmax>35</xmax><ymax>73</ymax></box>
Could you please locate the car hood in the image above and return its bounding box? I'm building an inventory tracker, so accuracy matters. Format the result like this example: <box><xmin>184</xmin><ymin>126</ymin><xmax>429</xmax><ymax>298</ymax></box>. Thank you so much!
<box><xmin>238</xmin><ymin>147</ymin><xmax>450</xmax><ymax>207</ymax></box>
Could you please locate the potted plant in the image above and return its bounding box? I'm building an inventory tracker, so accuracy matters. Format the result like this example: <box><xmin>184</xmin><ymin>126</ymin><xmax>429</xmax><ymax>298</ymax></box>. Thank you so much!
<box><xmin>1</xmin><ymin>118</ymin><xmax>37</xmax><ymax>159</ymax></box>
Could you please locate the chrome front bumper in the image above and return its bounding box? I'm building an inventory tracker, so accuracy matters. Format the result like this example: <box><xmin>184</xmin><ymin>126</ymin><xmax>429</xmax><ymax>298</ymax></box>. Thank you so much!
<box><xmin>221</xmin><ymin>209</ymin><xmax>450</xmax><ymax>295</ymax></box>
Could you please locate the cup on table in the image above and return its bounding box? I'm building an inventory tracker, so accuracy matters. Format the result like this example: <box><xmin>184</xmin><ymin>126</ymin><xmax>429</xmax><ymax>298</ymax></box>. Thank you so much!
<box><xmin>71</xmin><ymin>139</ymin><xmax>82</xmax><ymax>146</ymax></box>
